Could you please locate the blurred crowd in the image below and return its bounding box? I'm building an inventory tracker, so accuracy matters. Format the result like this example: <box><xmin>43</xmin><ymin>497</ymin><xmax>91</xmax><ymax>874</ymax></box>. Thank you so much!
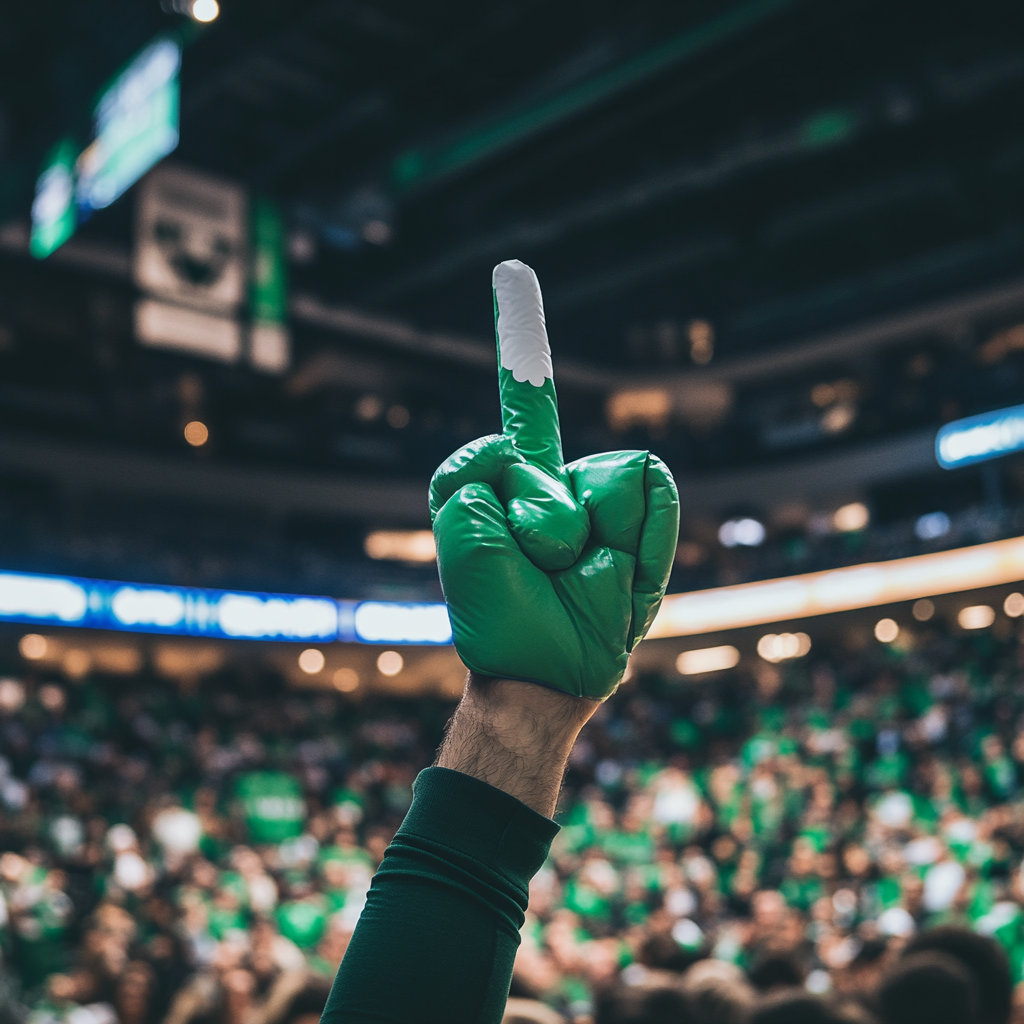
<box><xmin>3</xmin><ymin>616</ymin><xmax>1024</xmax><ymax>1024</ymax></box>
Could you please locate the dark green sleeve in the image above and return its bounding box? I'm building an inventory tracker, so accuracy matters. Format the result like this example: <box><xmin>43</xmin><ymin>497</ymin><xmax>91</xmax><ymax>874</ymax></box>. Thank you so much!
<box><xmin>320</xmin><ymin>766</ymin><xmax>559</xmax><ymax>1024</ymax></box>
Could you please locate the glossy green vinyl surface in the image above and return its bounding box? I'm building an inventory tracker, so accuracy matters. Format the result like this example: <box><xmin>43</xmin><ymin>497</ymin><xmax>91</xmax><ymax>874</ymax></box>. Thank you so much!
<box><xmin>429</xmin><ymin>260</ymin><xmax>679</xmax><ymax>699</ymax></box>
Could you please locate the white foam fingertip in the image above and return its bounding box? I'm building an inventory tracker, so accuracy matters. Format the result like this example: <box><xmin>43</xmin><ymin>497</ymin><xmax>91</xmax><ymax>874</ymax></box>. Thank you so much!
<box><xmin>493</xmin><ymin>259</ymin><xmax>553</xmax><ymax>388</ymax></box>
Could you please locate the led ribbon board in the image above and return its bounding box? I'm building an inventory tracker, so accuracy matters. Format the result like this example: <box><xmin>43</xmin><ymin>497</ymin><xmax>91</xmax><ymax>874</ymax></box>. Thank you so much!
<box><xmin>0</xmin><ymin>572</ymin><xmax>452</xmax><ymax>645</ymax></box>
<box><xmin>936</xmin><ymin>404</ymin><xmax>1024</xmax><ymax>469</ymax></box>
<box><xmin>6</xmin><ymin>533</ymin><xmax>1024</xmax><ymax>645</ymax></box>
<box><xmin>650</xmin><ymin>534</ymin><xmax>1024</xmax><ymax>638</ymax></box>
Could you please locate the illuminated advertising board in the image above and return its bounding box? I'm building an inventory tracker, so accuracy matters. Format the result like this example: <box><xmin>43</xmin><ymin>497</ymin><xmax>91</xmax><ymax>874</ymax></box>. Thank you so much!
<box><xmin>0</xmin><ymin>571</ymin><xmax>453</xmax><ymax>645</ymax></box>
<box><xmin>77</xmin><ymin>37</ymin><xmax>181</xmax><ymax>213</ymax></box>
<box><xmin>30</xmin><ymin>36</ymin><xmax>182</xmax><ymax>259</ymax></box>
<box><xmin>935</xmin><ymin>404</ymin><xmax>1024</xmax><ymax>470</ymax></box>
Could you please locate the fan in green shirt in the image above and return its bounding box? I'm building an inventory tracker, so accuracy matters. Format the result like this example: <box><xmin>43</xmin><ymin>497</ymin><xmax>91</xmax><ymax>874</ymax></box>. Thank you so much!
<box><xmin>277</xmin><ymin>896</ymin><xmax>328</xmax><ymax>949</ymax></box>
<box><xmin>236</xmin><ymin>771</ymin><xmax>305</xmax><ymax>844</ymax></box>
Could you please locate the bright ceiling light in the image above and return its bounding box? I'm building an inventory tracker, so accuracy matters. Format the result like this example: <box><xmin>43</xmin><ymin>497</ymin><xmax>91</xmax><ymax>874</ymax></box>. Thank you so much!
<box><xmin>191</xmin><ymin>0</ymin><xmax>219</xmax><ymax>22</ymax></box>
<box><xmin>676</xmin><ymin>645</ymin><xmax>740</xmax><ymax>675</ymax></box>
<box><xmin>298</xmin><ymin>648</ymin><xmax>325</xmax><ymax>674</ymax></box>
<box><xmin>332</xmin><ymin>667</ymin><xmax>359</xmax><ymax>692</ymax></box>
<box><xmin>184</xmin><ymin>420</ymin><xmax>209</xmax><ymax>447</ymax></box>
<box><xmin>0</xmin><ymin>678</ymin><xmax>26</xmax><ymax>713</ymax></box>
<box><xmin>874</xmin><ymin>618</ymin><xmax>899</xmax><ymax>643</ymax></box>
<box><xmin>757</xmin><ymin>632</ymin><xmax>811</xmax><ymax>663</ymax></box>
<box><xmin>364</xmin><ymin>531</ymin><xmax>437</xmax><ymax>564</ymax></box>
<box><xmin>718</xmin><ymin>517</ymin><xmax>765</xmax><ymax>548</ymax></box>
<box><xmin>377</xmin><ymin>650</ymin><xmax>404</xmax><ymax>676</ymax></box>
<box><xmin>820</xmin><ymin>403</ymin><xmax>856</xmax><ymax>434</ymax></box>
<box><xmin>606</xmin><ymin>388</ymin><xmax>671</xmax><ymax>432</ymax></box>
<box><xmin>833</xmin><ymin>502</ymin><xmax>869</xmax><ymax>532</ymax></box>
<box><xmin>1004</xmin><ymin>593</ymin><xmax>1024</xmax><ymax>618</ymax></box>
<box><xmin>915</xmin><ymin>512</ymin><xmax>951</xmax><ymax>541</ymax></box>
<box><xmin>19</xmin><ymin>634</ymin><xmax>48</xmax><ymax>660</ymax></box>
<box><xmin>958</xmin><ymin>605</ymin><xmax>995</xmax><ymax>630</ymax></box>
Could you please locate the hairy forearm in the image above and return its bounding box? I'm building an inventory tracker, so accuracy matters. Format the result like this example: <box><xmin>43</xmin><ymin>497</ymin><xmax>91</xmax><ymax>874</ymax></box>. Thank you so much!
<box><xmin>435</xmin><ymin>674</ymin><xmax>598</xmax><ymax>817</ymax></box>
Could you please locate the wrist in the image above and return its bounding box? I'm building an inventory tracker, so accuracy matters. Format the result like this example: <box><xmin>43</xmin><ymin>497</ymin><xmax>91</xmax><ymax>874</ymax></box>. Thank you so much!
<box><xmin>435</xmin><ymin>674</ymin><xmax>598</xmax><ymax>817</ymax></box>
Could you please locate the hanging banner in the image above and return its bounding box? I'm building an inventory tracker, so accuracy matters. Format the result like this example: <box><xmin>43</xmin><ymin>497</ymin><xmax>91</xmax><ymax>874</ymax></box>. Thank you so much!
<box><xmin>249</xmin><ymin>196</ymin><xmax>291</xmax><ymax>373</ymax></box>
<box><xmin>134</xmin><ymin>163</ymin><xmax>247</xmax><ymax>312</ymax></box>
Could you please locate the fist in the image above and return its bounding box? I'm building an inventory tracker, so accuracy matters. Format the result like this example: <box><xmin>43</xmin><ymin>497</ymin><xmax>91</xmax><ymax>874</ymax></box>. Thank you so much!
<box><xmin>429</xmin><ymin>261</ymin><xmax>679</xmax><ymax>700</ymax></box>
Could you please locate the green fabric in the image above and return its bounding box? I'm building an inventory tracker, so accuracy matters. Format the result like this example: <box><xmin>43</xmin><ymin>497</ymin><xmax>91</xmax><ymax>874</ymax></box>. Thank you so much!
<box><xmin>428</xmin><ymin>260</ymin><xmax>678</xmax><ymax>699</ymax></box>
<box><xmin>780</xmin><ymin>875</ymin><xmax>823</xmax><ymax>913</ymax></box>
<box><xmin>277</xmin><ymin>897</ymin><xmax>327</xmax><ymax>948</ymax></box>
<box><xmin>236</xmin><ymin>770</ymin><xmax>305</xmax><ymax>844</ymax></box>
<box><xmin>564</xmin><ymin>879</ymin><xmax>611</xmax><ymax>921</ymax></box>
<box><xmin>207</xmin><ymin>906</ymin><xmax>246</xmax><ymax>940</ymax></box>
<box><xmin>599</xmin><ymin>830</ymin><xmax>654</xmax><ymax>865</ymax></box>
<box><xmin>321</xmin><ymin>766</ymin><xmax>559</xmax><ymax>1024</ymax></box>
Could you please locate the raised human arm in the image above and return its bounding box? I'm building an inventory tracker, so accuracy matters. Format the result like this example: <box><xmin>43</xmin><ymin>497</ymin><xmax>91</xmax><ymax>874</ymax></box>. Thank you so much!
<box><xmin>319</xmin><ymin>261</ymin><xmax>677</xmax><ymax>1024</ymax></box>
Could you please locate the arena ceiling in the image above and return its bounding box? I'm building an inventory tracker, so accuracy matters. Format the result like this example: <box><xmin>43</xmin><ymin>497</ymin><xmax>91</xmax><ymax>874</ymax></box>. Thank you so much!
<box><xmin>0</xmin><ymin>0</ymin><xmax>1022</xmax><ymax>579</ymax></box>
<box><xmin>3</xmin><ymin>0</ymin><xmax>1021</xmax><ymax>365</ymax></box>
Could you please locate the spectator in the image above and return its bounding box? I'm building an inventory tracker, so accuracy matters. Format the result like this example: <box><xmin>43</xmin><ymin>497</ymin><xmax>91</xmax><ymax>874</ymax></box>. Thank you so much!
<box><xmin>594</xmin><ymin>982</ymin><xmax>692</xmax><ymax>1024</ymax></box>
<box><xmin>679</xmin><ymin>959</ymin><xmax>756</xmax><ymax>1024</ymax></box>
<box><xmin>2</xmin><ymin>618</ymin><xmax>1024</xmax><ymax>1020</ymax></box>
<box><xmin>749</xmin><ymin>991</ymin><xmax>839</xmax><ymax>1024</ymax></box>
<box><xmin>903</xmin><ymin>925</ymin><xmax>1013</xmax><ymax>1024</ymax></box>
<box><xmin>877</xmin><ymin>951</ymin><xmax>979</xmax><ymax>1024</ymax></box>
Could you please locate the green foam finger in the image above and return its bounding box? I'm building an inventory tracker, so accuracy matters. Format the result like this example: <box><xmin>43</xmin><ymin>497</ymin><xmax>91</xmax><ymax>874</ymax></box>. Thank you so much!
<box><xmin>429</xmin><ymin>262</ymin><xmax>681</xmax><ymax>701</ymax></box>
<box><xmin>492</xmin><ymin>260</ymin><xmax>565</xmax><ymax>481</ymax></box>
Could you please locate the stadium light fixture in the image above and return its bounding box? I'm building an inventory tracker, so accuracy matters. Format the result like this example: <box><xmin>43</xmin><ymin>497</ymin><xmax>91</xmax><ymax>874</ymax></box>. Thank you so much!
<box><xmin>377</xmin><ymin>650</ymin><xmax>404</xmax><ymax>676</ymax></box>
<box><xmin>0</xmin><ymin>678</ymin><xmax>26</xmax><ymax>713</ymax></box>
<box><xmin>298</xmin><ymin>648</ymin><xmax>325</xmax><ymax>674</ymax></box>
<box><xmin>332</xmin><ymin>667</ymin><xmax>359</xmax><ymax>692</ymax></box>
<box><xmin>833</xmin><ymin>502</ymin><xmax>869</xmax><ymax>532</ymax></box>
<box><xmin>364</xmin><ymin>530</ymin><xmax>436</xmax><ymax>563</ymax></box>
<box><xmin>184</xmin><ymin>421</ymin><xmax>209</xmax><ymax>447</ymax></box>
<box><xmin>757</xmin><ymin>632</ymin><xmax>811</xmax><ymax>663</ymax></box>
<box><xmin>874</xmin><ymin>618</ymin><xmax>899</xmax><ymax>643</ymax></box>
<box><xmin>190</xmin><ymin>0</ymin><xmax>219</xmax><ymax>22</ymax></box>
<box><xmin>718</xmin><ymin>517</ymin><xmax>765</xmax><ymax>548</ymax></box>
<box><xmin>676</xmin><ymin>645</ymin><xmax>739</xmax><ymax>675</ymax></box>
<box><xmin>958</xmin><ymin>605</ymin><xmax>995</xmax><ymax>630</ymax></box>
<box><xmin>606</xmin><ymin>388</ymin><xmax>671</xmax><ymax>432</ymax></box>
<box><xmin>19</xmin><ymin>634</ymin><xmax>48</xmax><ymax>660</ymax></box>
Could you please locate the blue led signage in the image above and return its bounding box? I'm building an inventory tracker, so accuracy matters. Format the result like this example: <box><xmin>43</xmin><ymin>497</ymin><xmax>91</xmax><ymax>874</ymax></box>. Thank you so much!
<box><xmin>0</xmin><ymin>571</ymin><xmax>452</xmax><ymax>645</ymax></box>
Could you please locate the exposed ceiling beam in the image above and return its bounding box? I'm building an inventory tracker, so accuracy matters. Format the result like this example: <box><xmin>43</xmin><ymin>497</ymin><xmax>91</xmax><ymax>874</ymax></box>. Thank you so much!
<box><xmin>293</xmin><ymin>275</ymin><xmax>1024</xmax><ymax>393</ymax></box>
<box><xmin>4</xmin><ymin>225</ymin><xmax>1022</xmax><ymax>398</ymax></box>
<box><xmin>388</xmin><ymin>0</ymin><xmax>798</xmax><ymax>196</ymax></box>
<box><xmin>367</xmin><ymin>102</ymin><xmax>863</xmax><ymax>303</ymax></box>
